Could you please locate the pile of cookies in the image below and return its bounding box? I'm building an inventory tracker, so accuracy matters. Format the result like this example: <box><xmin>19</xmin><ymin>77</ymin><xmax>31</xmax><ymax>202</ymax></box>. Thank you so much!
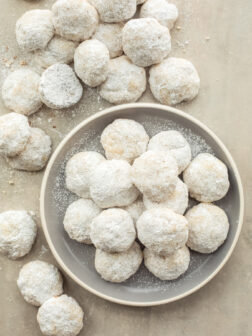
<box><xmin>64</xmin><ymin>118</ymin><xmax>230</xmax><ymax>283</ymax></box>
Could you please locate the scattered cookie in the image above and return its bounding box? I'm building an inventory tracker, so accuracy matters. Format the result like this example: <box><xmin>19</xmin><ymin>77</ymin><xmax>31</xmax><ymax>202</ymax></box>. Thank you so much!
<box><xmin>17</xmin><ymin>260</ymin><xmax>63</xmax><ymax>306</ymax></box>
<box><xmin>2</xmin><ymin>69</ymin><xmax>42</xmax><ymax>116</ymax></box>
<box><xmin>95</xmin><ymin>242</ymin><xmax>143</xmax><ymax>283</ymax></box>
<box><xmin>0</xmin><ymin>210</ymin><xmax>37</xmax><ymax>260</ymax></box>
<box><xmin>101</xmin><ymin>118</ymin><xmax>149</xmax><ymax>163</ymax></box>
<box><xmin>39</xmin><ymin>63</ymin><xmax>83</xmax><ymax>109</ymax></box>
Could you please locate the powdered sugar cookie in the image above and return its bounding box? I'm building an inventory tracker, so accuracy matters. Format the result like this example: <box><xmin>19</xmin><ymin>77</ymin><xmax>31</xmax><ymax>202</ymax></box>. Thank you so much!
<box><xmin>131</xmin><ymin>150</ymin><xmax>179</xmax><ymax>202</ymax></box>
<box><xmin>16</xmin><ymin>10</ymin><xmax>54</xmax><ymax>51</ymax></box>
<box><xmin>122</xmin><ymin>18</ymin><xmax>171</xmax><ymax>67</ymax></box>
<box><xmin>90</xmin><ymin>159</ymin><xmax>139</xmax><ymax>208</ymax></box>
<box><xmin>17</xmin><ymin>261</ymin><xmax>63</xmax><ymax>306</ymax></box>
<box><xmin>144</xmin><ymin>246</ymin><xmax>190</xmax><ymax>280</ymax></box>
<box><xmin>148</xmin><ymin>130</ymin><xmax>191</xmax><ymax>173</ymax></box>
<box><xmin>52</xmin><ymin>0</ymin><xmax>98</xmax><ymax>42</ymax></box>
<box><xmin>93</xmin><ymin>23</ymin><xmax>124</xmax><ymax>58</ymax></box>
<box><xmin>101</xmin><ymin>118</ymin><xmax>149</xmax><ymax>163</ymax></box>
<box><xmin>91</xmin><ymin>208</ymin><xmax>136</xmax><ymax>253</ymax></box>
<box><xmin>136</xmin><ymin>208</ymin><xmax>188</xmax><ymax>256</ymax></box>
<box><xmin>122</xmin><ymin>196</ymin><xmax>145</xmax><ymax>224</ymax></box>
<box><xmin>183</xmin><ymin>153</ymin><xmax>230</xmax><ymax>202</ymax></box>
<box><xmin>39</xmin><ymin>63</ymin><xmax>83</xmax><ymax>109</ymax></box>
<box><xmin>0</xmin><ymin>112</ymin><xmax>30</xmax><ymax>157</ymax></box>
<box><xmin>64</xmin><ymin>198</ymin><xmax>101</xmax><ymax>244</ymax></box>
<box><xmin>185</xmin><ymin>203</ymin><xmax>230</xmax><ymax>253</ymax></box>
<box><xmin>2</xmin><ymin>69</ymin><xmax>42</xmax><ymax>116</ymax></box>
<box><xmin>74</xmin><ymin>39</ymin><xmax>109</xmax><ymax>87</ymax></box>
<box><xmin>140</xmin><ymin>0</ymin><xmax>178</xmax><ymax>29</ymax></box>
<box><xmin>0</xmin><ymin>210</ymin><xmax>37</xmax><ymax>260</ymax></box>
<box><xmin>7</xmin><ymin>127</ymin><xmax>51</xmax><ymax>171</ymax></box>
<box><xmin>65</xmin><ymin>151</ymin><xmax>105</xmax><ymax>198</ymax></box>
<box><xmin>100</xmin><ymin>56</ymin><xmax>146</xmax><ymax>104</ymax></box>
<box><xmin>37</xmin><ymin>295</ymin><xmax>84</xmax><ymax>336</ymax></box>
<box><xmin>95</xmin><ymin>242</ymin><xmax>143</xmax><ymax>283</ymax></box>
<box><xmin>149</xmin><ymin>57</ymin><xmax>200</xmax><ymax>105</ymax></box>
<box><xmin>90</xmin><ymin>0</ymin><xmax>136</xmax><ymax>23</ymax></box>
<box><xmin>143</xmin><ymin>178</ymin><xmax>188</xmax><ymax>215</ymax></box>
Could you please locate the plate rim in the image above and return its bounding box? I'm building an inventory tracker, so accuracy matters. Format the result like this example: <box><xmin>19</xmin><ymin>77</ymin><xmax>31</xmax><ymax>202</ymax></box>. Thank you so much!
<box><xmin>40</xmin><ymin>103</ymin><xmax>244</xmax><ymax>307</ymax></box>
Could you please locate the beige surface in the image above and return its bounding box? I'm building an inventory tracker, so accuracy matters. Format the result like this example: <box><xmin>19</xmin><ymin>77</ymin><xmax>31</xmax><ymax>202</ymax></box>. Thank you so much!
<box><xmin>0</xmin><ymin>0</ymin><xmax>251</xmax><ymax>335</ymax></box>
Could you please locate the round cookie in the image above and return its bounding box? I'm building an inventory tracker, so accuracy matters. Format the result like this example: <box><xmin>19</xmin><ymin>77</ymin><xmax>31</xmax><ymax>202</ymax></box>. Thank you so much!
<box><xmin>16</xmin><ymin>10</ymin><xmax>54</xmax><ymax>51</ymax></box>
<box><xmin>122</xmin><ymin>196</ymin><xmax>145</xmax><ymax>224</ymax></box>
<box><xmin>64</xmin><ymin>199</ymin><xmax>101</xmax><ymax>244</ymax></box>
<box><xmin>144</xmin><ymin>246</ymin><xmax>190</xmax><ymax>280</ymax></box>
<box><xmin>33</xmin><ymin>36</ymin><xmax>78</xmax><ymax>72</ymax></box>
<box><xmin>17</xmin><ymin>261</ymin><xmax>63</xmax><ymax>306</ymax></box>
<box><xmin>101</xmin><ymin>118</ymin><xmax>149</xmax><ymax>163</ymax></box>
<box><xmin>143</xmin><ymin>178</ymin><xmax>188</xmax><ymax>215</ymax></box>
<box><xmin>0</xmin><ymin>210</ymin><xmax>37</xmax><ymax>260</ymax></box>
<box><xmin>100</xmin><ymin>56</ymin><xmax>146</xmax><ymax>104</ymax></box>
<box><xmin>39</xmin><ymin>63</ymin><xmax>83</xmax><ymax>109</ymax></box>
<box><xmin>74</xmin><ymin>39</ymin><xmax>109</xmax><ymax>87</ymax></box>
<box><xmin>140</xmin><ymin>0</ymin><xmax>178</xmax><ymax>29</ymax></box>
<box><xmin>2</xmin><ymin>69</ymin><xmax>42</xmax><ymax>116</ymax></box>
<box><xmin>52</xmin><ymin>0</ymin><xmax>98</xmax><ymax>42</ymax></box>
<box><xmin>37</xmin><ymin>295</ymin><xmax>84</xmax><ymax>336</ymax></box>
<box><xmin>90</xmin><ymin>159</ymin><xmax>139</xmax><ymax>208</ymax></box>
<box><xmin>65</xmin><ymin>151</ymin><xmax>105</xmax><ymax>198</ymax></box>
<box><xmin>90</xmin><ymin>208</ymin><xmax>136</xmax><ymax>253</ymax></box>
<box><xmin>95</xmin><ymin>242</ymin><xmax>143</xmax><ymax>283</ymax></box>
<box><xmin>90</xmin><ymin>0</ymin><xmax>136</xmax><ymax>23</ymax></box>
<box><xmin>185</xmin><ymin>203</ymin><xmax>230</xmax><ymax>253</ymax></box>
<box><xmin>7</xmin><ymin>127</ymin><xmax>51</xmax><ymax>172</ymax></box>
<box><xmin>0</xmin><ymin>113</ymin><xmax>30</xmax><ymax>157</ymax></box>
<box><xmin>131</xmin><ymin>150</ymin><xmax>179</xmax><ymax>202</ymax></box>
<box><xmin>122</xmin><ymin>18</ymin><xmax>171</xmax><ymax>67</ymax></box>
<box><xmin>183</xmin><ymin>153</ymin><xmax>230</xmax><ymax>202</ymax></box>
<box><xmin>136</xmin><ymin>208</ymin><xmax>188</xmax><ymax>256</ymax></box>
<box><xmin>93</xmin><ymin>23</ymin><xmax>124</xmax><ymax>58</ymax></box>
<box><xmin>149</xmin><ymin>57</ymin><xmax>200</xmax><ymax>105</ymax></box>
<box><xmin>148</xmin><ymin>130</ymin><xmax>191</xmax><ymax>173</ymax></box>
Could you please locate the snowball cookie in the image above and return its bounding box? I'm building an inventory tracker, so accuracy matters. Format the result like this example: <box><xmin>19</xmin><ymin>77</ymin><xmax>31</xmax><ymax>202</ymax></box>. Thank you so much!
<box><xmin>17</xmin><ymin>261</ymin><xmax>63</xmax><ymax>306</ymax></box>
<box><xmin>100</xmin><ymin>56</ymin><xmax>146</xmax><ymax>104</ymax></box>
<box><xmin>122</xmin><ymin>196</ymin><xmax>145</xmax><ymax>224</ymax></box>
<box><xmin>143</xmin><ymin>178</ymin><xmax>188</xmax><ymax>215</ymax></box>
<box><xmin>93</xmin><ymin>23</ymin><xmax>124</xmax><ymax>58</ymax></box>
<box><xmin>140</xmin><ymin>0</ymin><xmax>178</xmax><ymax>29</ymax></box>
<box><xmin>64</xmin><ymin>199</ymin><xmax>101</xmax><ymax>244</ymax></box>
<box><xmin>91</xmin><ymin>208</ymin><xmax>136</xmax><ymax>253</ymax></box>
<box><xmin>148</xmin><ymin>130</ymin><xmax>191</xmax><ymax>173</ymax></box>
<box><xmin>101</xmin><ymin>118</ymin><xmax>149</xmax><ymax>163</ymax></box>
<box><xmin>16</xmin><ymin>10</ymin><xmax>54</xmax><ymax>52</ymax></box>
<box><xmin>7</xmin><ymin>127</ymin><xmax>51</xmax><ymax>171</ymax></box>
<box><xmin>0</xmin><ymin>113</ymin><xmax>30</xmax><ymax>157</ymax></box>
<box><xmin>122</xmin><ymin>18</ymin><xmax>171</xmax><ymax>67</ymax></box>
<box><xmin>52</xmin><ymin>0</ymin><xmax>98</xmax><ymax>42</ymax></box>
<box><xmin>149</xmin><ymin>57</ymin><xmax>200</xmax><ymax>105</ymax></box>
<box><xmin>95</xmin><ymin>242</ymin><xmax>143</xmax><ymax>283</ymax></box>
<box><xmin>90</xmin><ymin>159</ymin><xmax>139</xmax><ymax>208</ymax></box>
<box><xmin>33</xmin><ymin>36</ymin><xmax>79</xmax><ymax>72</ymax></box>
<box><xmin>65</xmin><ymin>151</ymin><xmax>105</xmax><ymax>198</ymax></box>
<box><xmin>183</xmin><ymin>153</ymin><xmax>230</xmax><ymax>202</ymax></box>
<box><xmin>136</xmin><ymin>208</ymin><xmax>188</xmax><ymax>256</ymax></box>
<box><xmin>39</xmin><ymin>63</ymin><xmax>83</xmax><ymax>109</ymax></box>
<box><xmin>144</xmin><ymin>246</ymin><xmax>190</xmax><ymax>280</ymax></box>
<box><xmin>2</xmin><ymin>69</ymin><xmax>43</xmax><ymax>116</ymax></box>
<box><xmin>74</xmin><ymin>39</ymin><xmax>109</xmax><ymax>87</ymax></box>
<box><xmin>185</xmin><ymin>203</ymin><xmax>230</xmax><ymax>253</ymax></box>
<box><xmin>0</xmin><ymin>210</ymin><xmax>37</xmax><ymax>260</ymax></box>
<box><xmin>90</xmin><ymin>0</ymin><xmax>136</xmax><ymax>23</ymax></box>
<box><xmin>131</xmin><ymin>150</ymin><xmax>179</xmax><ymax>202</ymax></box>
<box><xmin>37</xmin><ymin>295</ymin><xmax>84</xmax><ymax>336</ymax></box>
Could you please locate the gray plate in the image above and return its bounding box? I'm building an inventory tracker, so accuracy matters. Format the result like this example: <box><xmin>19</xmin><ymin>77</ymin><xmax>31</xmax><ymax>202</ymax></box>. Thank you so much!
<box><xmin>40</xmin><ymin>103</ymin><xmax>244</xmax><ymax>306</ymax></box>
